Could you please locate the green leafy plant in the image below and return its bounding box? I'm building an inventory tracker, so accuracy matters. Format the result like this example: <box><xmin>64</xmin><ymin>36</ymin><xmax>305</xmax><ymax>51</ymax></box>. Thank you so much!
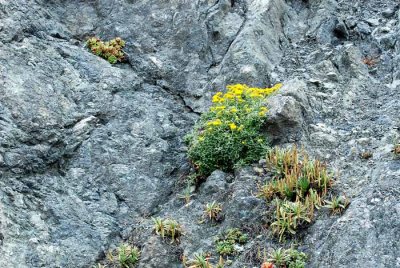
<box><xmin>270</xmin><ymin>200</ymin><xmax>312</xmax><ymax>241</ymax></box>
<box><xmin>215</xmin><ymin>228</ymin><xmax>248</xmax><ymax>256</ymax></box>
<box><xmin>186</xmin><ymin>83</ymin><xmax>282</xmax><ymax>176</ymax></box>
<box><xmin>152</xmin><ymin>217</ymin><xmax>183</xmax><ymax>243</ymax></box>
<box><xmin>324</xmin><ymin>196</ymin><xmax>350</xmax><ymax>215</ymax></box>
<box><xmin>177</xmin><ymin>183</ymin><xmax>196</xmax><ymax>206</ymax></box>
<box><xmin>86</xmin><ymin>37</ymin><xmax>126</xmax><ymax>64</ymax></box>
<box><xmin>105</xmin><ymin>244</ymin><xmax>140</xmax><ymax>268</ymax></box>
<box><xmin>184</xmin><ymin>253</ymin><xmax>225</xmax><ymax>268</ymax></box>
<box><xmin>184</xmin><ymin>253</ymin><xmax>211</xmax><ymax>268</ymax></box>
<box><xmin>204</xmin><ymin>201</ymin><xmax>223</xmax><ymax>222</ymax></box>
<box><xmin>267</xmin><ymin>247</ymin><xmax>307</xmax><ymax>268</ymax></box>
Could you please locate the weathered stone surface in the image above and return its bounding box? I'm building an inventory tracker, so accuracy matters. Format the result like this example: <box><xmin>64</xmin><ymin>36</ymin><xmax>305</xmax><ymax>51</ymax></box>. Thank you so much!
<box><xmin>264</xmin><ymin>79</ymin><xmax>309</xmax><ymax>143</ymax></box>
<box><xmin>1</xmin><ymin>0</ymin><xmax>400</xmax><ymax>267</ymax></box>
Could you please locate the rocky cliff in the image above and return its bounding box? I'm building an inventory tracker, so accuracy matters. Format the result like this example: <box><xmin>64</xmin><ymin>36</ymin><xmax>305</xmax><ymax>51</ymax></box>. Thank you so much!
<box><xmin>0</xmin><ymin>0</ymin><xmax>399</xmax><ymax>267</ymax></box>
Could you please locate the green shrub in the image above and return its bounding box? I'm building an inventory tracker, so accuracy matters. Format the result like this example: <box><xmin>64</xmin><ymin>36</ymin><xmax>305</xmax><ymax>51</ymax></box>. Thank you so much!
<box><xmin>186</xmin><ymin>83</ymin><xmax>282</xmax><ymax>176</ymax></box>
<box><xmin>86</xmin><ymin>37</ymin><xmax>126</xmax><ymax>64</ymax></box>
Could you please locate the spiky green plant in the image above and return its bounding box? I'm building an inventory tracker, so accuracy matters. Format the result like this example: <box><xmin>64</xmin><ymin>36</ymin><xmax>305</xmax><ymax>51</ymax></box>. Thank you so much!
<box><xmin>152</xmin><ymin>218</ymin><xmax>183</xmax><ymax>243</ymax></box>
<box><xmin>324</xmin><ymin>196</ymin><xmax>350</xmax><ymax>214</ymax></box>
<box><xmin>204</xmin><ymin>201</ymin><xmax>222</xmax><ymax>221</ymax></box>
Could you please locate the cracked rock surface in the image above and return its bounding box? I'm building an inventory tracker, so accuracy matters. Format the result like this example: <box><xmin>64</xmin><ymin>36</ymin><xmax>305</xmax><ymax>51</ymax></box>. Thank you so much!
<box><xmin>0</xmin><ymin>0</ymin><xmax>399</xmax><ymax>267</ymax></box>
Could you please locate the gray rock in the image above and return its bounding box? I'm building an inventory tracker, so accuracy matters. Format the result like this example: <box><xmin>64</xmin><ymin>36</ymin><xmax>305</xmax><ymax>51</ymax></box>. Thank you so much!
<box><xmin>356</xmin><ymin>21</ymin><xmax>372</xmax><ymax>35</ymax></box>
<box><xmin>264</xmin><ymin>79</ymin><xmax>309</xmax><ymax>143</ymax></box>
<box><xmin>382</xmin><ymin>7</ymin><xmax>395</xmax><ymax>18</ymax></box>
<box><xmin>1</xmin><ymin>0</ymin><xmax>400</xmax><ymax>267</ymax></box>
<box><xmin>334</xmin><ymin>20</ymin><xmax>349</xmax><ymax>40</ymax></box>
<box><xmin>199</xmin><ymin>170</ymin><xmax>228</xmax><ymax>197</ymax></box>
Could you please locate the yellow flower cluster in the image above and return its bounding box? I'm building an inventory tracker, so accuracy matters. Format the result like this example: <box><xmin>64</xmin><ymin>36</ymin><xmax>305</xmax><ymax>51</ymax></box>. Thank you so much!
<box><xmin>207</xmin><ymin>119</ymin><xmax>222</xmax><ymax>126</ymax></box>
<box><xmin>212</xmin><ymin>83</ymin><xmax>282</xmax><ymax>103</ymax></box>
<box><xmin>205</xmin><ymin>83</ymin><xmax>282</xmax><ymax>132</ymax></box>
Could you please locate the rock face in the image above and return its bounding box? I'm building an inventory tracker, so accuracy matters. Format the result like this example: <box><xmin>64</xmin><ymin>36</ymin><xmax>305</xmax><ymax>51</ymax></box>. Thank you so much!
<box><xmin>0</xmin><ymin>0</ymin><xmax>399</xmax><ymax>267</ymax></box>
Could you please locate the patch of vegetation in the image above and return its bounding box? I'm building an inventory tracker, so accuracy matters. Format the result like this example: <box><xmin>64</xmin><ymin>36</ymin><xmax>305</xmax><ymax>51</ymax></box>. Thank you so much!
<box><xmin>152</xmin><ymin>217</ymin><xmax>183</xmax><ymax>243</ymax></box>
<box><xmin>104</xmin><ymin>244</ymin><xmax>140</xmax><ymax>268</ymax></box>
<box><xmin>86</xmin><ymin>37</ymin><xmax>126</xmax><ymax>64</ymax></box>
<box><xmin>204</xmin><ymin>201</ymin><xmax>223</xmax><ymax>222</ymax></box>
<box><xmin>270</xmin><ymin>200</ymin><xmax>312</xmax><ymax>241</ymax></box>
<box><xmin>177</xmin><ymin>183</ymin><xmax>196</xmax><ymax>206</ymax></box>
<box><xmin>215</xmin><ymin>228</ymin><xmax>248</xmax><ymax>256</ymax></box>
<box><xmin>266</xmin><ymin>247</ymin><xmax>307</xmax><ymax>268</ymax></box>
<box><xmin>183</xmin><ymin>253</ymin><xmax>225</xmax><ymax>268</ymax></box>
<box><xmin>324</xmin><ymin>195</ymin><xmax>350</xmax><ymax>214</ymax></box>
<box><xmin>258</xmin><ymin>146</ymin><xmax>333</xmax><ymax>241</ymax></box>
<box><xmin>186</xmin><ymin>83</ymin><xmax>282</xmax><ymax>177</ymax></box>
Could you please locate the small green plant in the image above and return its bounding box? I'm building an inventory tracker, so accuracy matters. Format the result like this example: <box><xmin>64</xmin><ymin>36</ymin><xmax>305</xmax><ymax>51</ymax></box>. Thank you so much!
<box><xmin>270</xmin><ymin>200</ymin><xmax>312</xmax><ymax>241</ymax></box>
<box><xmin>184</xmin><ymin>253</ymin><xmax>211</xmax><ymax>268</ymax></box>
<box><xmin>105</xmin><ymin>244</ymin><xmax>140</xmax><ymax>268</ymax></box>
<box><xmin>177</xmin><ymin>183</ymin><xmax>196</xmax><ymax>206</ymax></box>
<box><xmin>324</xmin><ymin>196</ymin><xmax>350</xmax><ymax>215</ymax></box>
<box><xmin>215</xmin><ymin>228</ymin><xmax>248</xmax><ymax>256</ymax></box>
<box><xmin>118</xmin><ymin>244</ymin><xmax>140</xmax><ymax>268</ymax></box>
<box><xmin>204</xmin><ymin>201</ymin><xmax>223</xmax><ymax>222</ymax></box>
<box><xmin>152</xmin><ymin>217</ymin><xmax>183</xmax><ymax>243</ymax></box>
<box><xmin>267</xmin><ymin>247</ymin><xmax>307</xmax><ymax>268</ymax></box>
<box><xmin>86</xmin><ymin>37</ymin><xmax>126</xmax><ymax>64</ymax></box>
<box><xmin>186</xmin><ymin>83</ymin><xmax>282</xmax><ymax>176</ymax></box>
<box><xmin>184</xmin><ymin>253</ymin><xmax>225</xmax><ymax>268</ymax></box>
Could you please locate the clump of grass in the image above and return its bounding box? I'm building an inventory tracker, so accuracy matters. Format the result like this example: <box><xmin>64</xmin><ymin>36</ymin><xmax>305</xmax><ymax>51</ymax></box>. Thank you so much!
<box><xmin>186</xmin><ymin>83</ymin><xmax>282</xmax><ymax>177</ymax></box>
<box><xmin>324</xmin><ymin>196</ymin><xmax>350</xmax><ymax>215</ymax></box>
<box><xmin>258</xmin><ymin>146</ymin><xmax>333</xmax><ymax>241</ymax></box>
<box><xmin>86</xmin><ymin>37</ymin><xmax>126</xmax><ymax>64</ymax></box>
<box><xmin>152</xmin><ymin>218</ymin><xmax>183</xmax><ymax>243</ymax></box>
<box><xmin>267</xmin><ymin>247</ymin><xmax>307</xmax><ymax>268</ymax></box>
<box><xmin>204</xmin><ymin>201</ymin><xmax>223</xmax><ymax>222</ymax></box>
<box><xmin>215</xmin><ymin>228</ymin><xmax>248</xmax><ymax>256</ymax></box>
<box><xmin>105</xmin><ymin>244</ymin><xmax>140</xmax><ymax>268</ymax></box>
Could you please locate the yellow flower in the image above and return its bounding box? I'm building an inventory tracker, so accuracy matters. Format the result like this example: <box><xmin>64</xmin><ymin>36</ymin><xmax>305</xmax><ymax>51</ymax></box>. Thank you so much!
<box><xmin>223</xmin><ymin>92</ymin><xmax>235</xmax><ymax>100</ymax></box>
<box><xmin>207</xmin><ymin>119</ymin><xmax>222</xmax><ymax>126</ymax></box>
<box><xmin>245</xmin><ymin>108</ymin><xmax>252</xmax><ymax>113</ymax></box>
<box><xmin>199</xmin><ymin>137</ymin><xmax>205</xmax><ymax>142</ymax></box>
<box><xmin>212</xmin><ymin>92</ymin><xmax>224</xmax><ymax>103</ymax></box>
<box><xmin>230</xmin><ymin>107</ymin><xmax>238</xmax><ymax>113</ymax></box>
<box><xmin>258</xmin><ymin>107</ymin><xmax>268</xmax><ymax>117</ymax></box>
<box><xmin>229</xmin><ymin>123</ymin><xmax>237</xmax><ymax>130</ymax></box>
